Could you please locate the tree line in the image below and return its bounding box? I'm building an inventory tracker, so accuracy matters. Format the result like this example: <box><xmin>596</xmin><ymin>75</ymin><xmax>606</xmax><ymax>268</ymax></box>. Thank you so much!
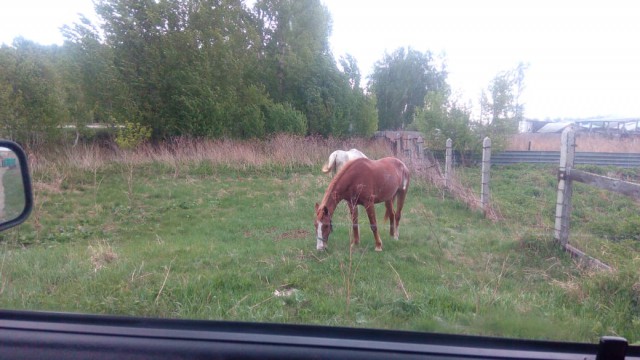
<box><xmin>0</xmin><ymin>0</ymin><xmax>524</xmax><ymax>150</ymax></box>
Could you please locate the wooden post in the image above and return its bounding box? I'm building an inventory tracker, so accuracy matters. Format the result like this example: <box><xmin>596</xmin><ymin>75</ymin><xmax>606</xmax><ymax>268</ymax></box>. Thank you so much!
<box><xmin>392</xmin><ymin>132</ymin><xmax>400</xmax><ymax>156</ymax></box>
<box><xmin>403</xmin><ymin>135</ymin><xmax>411</xmax><ymax>158</ymax></box>
<box><xmin>445</xmin><ymin>138</ymin><xmax>452</xmax><ymax>188</ymax></box>
<box><xmin>569</xmin><ymin>170</ymin><xmax>640</xmax><ymax>200</ymax></box>
<box><xmin>481</xmin><ymin>137</ymin><xmax>491</xmax><ymax>214</ymax></box>
<box><xmin>554</xmin><ymin>128</ymin><xmax>575</xmax><ymax>246</ymax></box>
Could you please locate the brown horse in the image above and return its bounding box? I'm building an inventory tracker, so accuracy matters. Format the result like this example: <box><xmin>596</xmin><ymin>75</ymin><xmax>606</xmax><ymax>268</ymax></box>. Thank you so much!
<box><xmin>314</xmin><ymin>157</ymin><xmax>410</xmax><ymax>252</ymax></box>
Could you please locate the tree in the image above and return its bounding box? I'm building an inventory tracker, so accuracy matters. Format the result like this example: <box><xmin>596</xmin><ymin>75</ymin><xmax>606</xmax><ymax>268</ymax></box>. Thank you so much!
<box><xmin>254</xmin><ymin>0</ymin><xmax>332</xmax><ymax>100</ymax></box>
<box><xmin>413</xmin><ymin>91</ymin><xmax>477</xmax><ymax>156</ymax></box>
<box><xmin>60</xmin><ymin>15</ymin><xmax>123</xmax><ymax>145</ymax></box>
<box><xmin>339</xmin><ymin>54</ymin><xmax>361</xmax><ymax>89</ymax></box>
<box><xmin>95</xmin><ymin>0</ymin><xmax>170</xmax><ymax>135</ymax></box>
<box><xmin>2</xmin><ymin>0</ymin><xmax>378</xmax><ymax>144</ymax></box>
<box><xmin>254</xmin><ymin>0</ymin><xmax>376</xmax><ymax>138</ymax></box>
<box><xmin>0</xmin><ymin>39</ymin><xmax>66</xmax><ymax>146</ymax></box>
<box><xmin>480</xmin><ymin>62</ymin><xmax>528</xmax><ymax>150</ymax></box>
<box><xmin>95</xmin><ymin>0</ymin><xmax>269</xmax><ymax>138</ymax></box>
<box><xmin>368</xmin><ymin>47</ymin><xmax>448</xmax><ymax>130</ymax></box>
<box><xmin>255</xmin><ymin>0</ymin><xmax>334</xmax><ymax>135</ymax></box>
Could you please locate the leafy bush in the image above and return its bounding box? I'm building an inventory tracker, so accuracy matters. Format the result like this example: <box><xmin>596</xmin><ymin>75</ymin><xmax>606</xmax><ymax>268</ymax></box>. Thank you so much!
<box><xmin>115</xmin><ymin>121</ymin><xmax>152</xmax><ymax>149</ymax></box>
<box><xmin>264</xmin><ymin>102</ymin><xmax>307</xmax><ymax>135</ymax></box>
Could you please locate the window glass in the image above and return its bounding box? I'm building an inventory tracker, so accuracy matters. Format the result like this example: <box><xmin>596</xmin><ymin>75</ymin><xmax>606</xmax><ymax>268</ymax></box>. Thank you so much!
<box><xmin>0</xmin><ymin>0</ymin><xmax>638</xmax><ymax>345</ymax></box>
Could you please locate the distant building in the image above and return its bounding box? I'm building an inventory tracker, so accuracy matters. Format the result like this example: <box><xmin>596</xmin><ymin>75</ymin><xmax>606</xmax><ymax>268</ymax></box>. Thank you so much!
<box><xmin>519</xmin><ymin>119</ymin><xmax>555</xmax><ymax>133</ymax></box>
<box><xmin>519</xmin><ymin>117</ymin><xmax>640</xmax><ymax>134</ymax></box>
<box><xmin>537</xmin><ymin>122</ymin><xmax>574</xmax><ymax>133</ymax></box>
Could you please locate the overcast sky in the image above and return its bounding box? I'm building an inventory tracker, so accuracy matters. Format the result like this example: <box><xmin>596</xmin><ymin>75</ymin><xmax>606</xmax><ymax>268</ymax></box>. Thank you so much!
<box><xmin>1</xmin><ymin>0</ymin><xmax>639</xmax><ymax>120</ymax></box>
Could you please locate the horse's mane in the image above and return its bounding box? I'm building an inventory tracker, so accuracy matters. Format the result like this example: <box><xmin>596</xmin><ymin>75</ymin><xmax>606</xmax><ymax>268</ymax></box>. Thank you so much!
<box><xmin>319</xmin><ymin>157</ymin><xmax>365</xmax><ymax>208</ymax></box>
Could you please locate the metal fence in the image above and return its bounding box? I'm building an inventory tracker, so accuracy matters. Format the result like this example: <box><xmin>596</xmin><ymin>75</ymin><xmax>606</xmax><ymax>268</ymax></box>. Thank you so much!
<box><xmin>432</xmin><ymin>150</ymin><xmax>640</xmax><ymax>167</ymax></box>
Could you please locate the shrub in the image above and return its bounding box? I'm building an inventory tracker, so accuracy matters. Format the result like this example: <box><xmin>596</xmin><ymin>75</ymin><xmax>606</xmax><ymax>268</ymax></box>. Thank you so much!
<box><xmin>115</xmin><ymin>121</ymin><xmax>152</xmax><ymax>150</ymax></box>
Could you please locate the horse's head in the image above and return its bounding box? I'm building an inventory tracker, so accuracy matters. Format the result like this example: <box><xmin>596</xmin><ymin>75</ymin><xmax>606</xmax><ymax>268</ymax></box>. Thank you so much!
<box><xmin>314</xmin><ymin>203</ymin><xmax>333</xmax><ymax>250</ymax></box>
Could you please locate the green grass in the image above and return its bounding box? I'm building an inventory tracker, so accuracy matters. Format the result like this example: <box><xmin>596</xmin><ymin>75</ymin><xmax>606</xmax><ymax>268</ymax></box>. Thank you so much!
<box><xmin>1</xmin><ymin>161</ymin><xmax>639</xmax><ymax>343</ymax></box>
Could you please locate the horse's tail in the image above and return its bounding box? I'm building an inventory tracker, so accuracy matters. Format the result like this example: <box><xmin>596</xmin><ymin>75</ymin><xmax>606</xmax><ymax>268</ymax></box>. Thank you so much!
<box><xmin>321</xmin><ymin>152</ymin><xmax>337</xmax><ymax>173</ymax></box>
<box><xmin>384</xmin><ymin>160</ymin><xmax>410</xmax><ymax>223</ymax></box>
<box><xmin>400</xmin><ymin>161</ymin><xmax>410</xmax><ymax>192</ymax></box>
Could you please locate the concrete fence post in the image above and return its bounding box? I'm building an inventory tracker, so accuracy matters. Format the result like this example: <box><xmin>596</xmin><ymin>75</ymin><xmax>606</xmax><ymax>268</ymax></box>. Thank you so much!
<box><xmin>481</xmin><ymin>137</ymin><xmax>491</xmax><ymax>215</ymax></box>
<box><xmin>554</xmin><ymin>128</ymin><xmax>576</xmax><ymax>246</ymax></box>
<box><xmin>445</xmin><ymin>138</ymin><xmax>452</xmax><ymax>188</ymax></box>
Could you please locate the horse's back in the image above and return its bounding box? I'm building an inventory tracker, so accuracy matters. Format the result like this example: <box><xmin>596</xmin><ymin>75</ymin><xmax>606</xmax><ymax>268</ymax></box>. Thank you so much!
<box><xmin>342</xmin><ymin>156</ymin><xmax>404</xmax><ymax>171</ymax></box>
<box><xmin>347</xmin><ymin>148</ymin><xmax>367</xmax><ymax>159</ymax></box>
<box><xmin>324</xmin><ymin>149</ymin><xmax>367</xmax><ymax>175</ymax></box>
<box><xmin>373</xmin><ymin>157</ymin><xmax>409</xmax><ymax>191</ymax></box>
<box><xmin>373</xmin><ymin>156</ymin><xmax>408</xmax><ymax>173</ymax></box>
<box><xmin>342</xmin><ymin>157</ymin><xmax>409</xmax><ymax>188</ymax></box>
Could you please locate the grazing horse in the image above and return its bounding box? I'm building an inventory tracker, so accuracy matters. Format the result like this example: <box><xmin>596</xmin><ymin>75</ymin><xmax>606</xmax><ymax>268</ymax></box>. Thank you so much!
<box><xmin>321</xmin><ymin>149</ymin><xmax>368</xmax><ymax>176</ymax></box>
<box><xmin>314</xmin><ymin>157</ymin><xmax>410</xmax><ymax>252</ymax></box>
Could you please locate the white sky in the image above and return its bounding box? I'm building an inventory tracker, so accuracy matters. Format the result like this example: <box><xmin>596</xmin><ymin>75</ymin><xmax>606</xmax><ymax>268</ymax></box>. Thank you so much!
<box><xmin>1</xmin><ymin>0</ymin><xmax>639</xmax><ymax>120</ymax></box>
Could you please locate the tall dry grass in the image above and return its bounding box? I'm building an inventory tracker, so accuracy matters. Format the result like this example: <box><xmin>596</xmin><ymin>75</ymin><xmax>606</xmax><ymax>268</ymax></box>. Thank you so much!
<box><xmin>27</xmin><ymin>134</ymin><xmax>394</xmax><ymax>178</ymax></box>
<box><xmin>508</xmin><ymin>132</ymin><xmax>640</xmax><ymax>152</ymax></box>
<box><xmin>31</xmin><ymin>131</ymin><xmax>638</xmax><ymax>176</ymax></box>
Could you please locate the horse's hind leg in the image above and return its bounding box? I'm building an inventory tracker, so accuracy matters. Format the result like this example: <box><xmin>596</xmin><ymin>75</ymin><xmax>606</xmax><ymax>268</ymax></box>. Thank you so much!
<box><xmin>364</xmin><ymin>203</ymin><xmax>382</xmax><ymax>251</ymax></box>
<box><xmin>384</xmin><ymin>200</ymin><xmax>396</xmax><ymax>239</ymax></box>
<box><xmin>393</xmin><ymin>190</ymin><xmax>408</xmax><ymax>240</ymax></box>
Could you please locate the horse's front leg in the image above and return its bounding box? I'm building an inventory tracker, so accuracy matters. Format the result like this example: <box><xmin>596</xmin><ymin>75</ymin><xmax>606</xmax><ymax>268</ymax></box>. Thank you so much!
<box><xmin>348</xmin><ymin>202</ymin><xmax>360</xmax><ymax>246</ymax></box>
<box><xmin>364</xmin><ymin>203</ymin><xmax>382</xmax><ymax>251</ymax></box>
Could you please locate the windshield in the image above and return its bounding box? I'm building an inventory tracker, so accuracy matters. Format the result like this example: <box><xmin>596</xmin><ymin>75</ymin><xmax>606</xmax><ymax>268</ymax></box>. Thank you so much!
<box><xmin>0</xmin><ymin>0</ymin><xmax>639</xmax><ymax>344</ymax></box>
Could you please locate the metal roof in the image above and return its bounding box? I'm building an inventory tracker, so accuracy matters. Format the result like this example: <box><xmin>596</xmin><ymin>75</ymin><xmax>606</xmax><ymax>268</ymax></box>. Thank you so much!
<box><xmin>536</xmin><ymin>122</ymin><xmax>574</xmax><ymax>133</ymax></box>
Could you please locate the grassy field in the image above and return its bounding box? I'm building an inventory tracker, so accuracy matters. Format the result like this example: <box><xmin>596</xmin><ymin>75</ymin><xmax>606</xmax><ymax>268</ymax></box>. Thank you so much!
<box><xmin>1</xmin><ymin>136</ymin><xmax>639</xmax><ymax>343</ymax></box>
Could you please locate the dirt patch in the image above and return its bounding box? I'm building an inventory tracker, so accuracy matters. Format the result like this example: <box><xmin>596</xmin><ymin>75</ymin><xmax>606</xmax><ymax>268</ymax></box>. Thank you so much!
<box><xmin>276</xmin><ymin>229</ymin><xmax>310</xmax><ymax>241</ymax></box>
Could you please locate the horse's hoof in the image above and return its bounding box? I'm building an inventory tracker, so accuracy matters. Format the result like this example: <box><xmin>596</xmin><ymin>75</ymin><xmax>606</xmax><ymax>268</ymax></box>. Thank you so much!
<box><xmin>375</xmin><ymin>246</ymin><xmax>383</xmax><ymax>252</ymax></box>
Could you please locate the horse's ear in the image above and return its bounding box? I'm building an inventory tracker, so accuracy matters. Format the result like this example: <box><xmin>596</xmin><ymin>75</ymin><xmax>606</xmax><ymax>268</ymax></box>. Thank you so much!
<box><xmin>315</xmin><ymin>203</ymin><xmax>319</xmax><ymax>212</ymax></box>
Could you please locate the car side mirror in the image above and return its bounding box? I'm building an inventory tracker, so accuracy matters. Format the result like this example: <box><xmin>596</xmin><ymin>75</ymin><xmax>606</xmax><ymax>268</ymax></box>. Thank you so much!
<box><xmin>0</xmin><ymin>140</ymin><xmax>33</xmax><ymax>232</ymax></box>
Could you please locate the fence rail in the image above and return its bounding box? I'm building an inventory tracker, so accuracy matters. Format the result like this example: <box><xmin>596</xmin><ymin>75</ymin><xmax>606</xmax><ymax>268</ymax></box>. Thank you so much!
<box><xmin>433</xmin><ymin>150</ymin><xmax>640</xmax><ymax>167</ymax></box>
